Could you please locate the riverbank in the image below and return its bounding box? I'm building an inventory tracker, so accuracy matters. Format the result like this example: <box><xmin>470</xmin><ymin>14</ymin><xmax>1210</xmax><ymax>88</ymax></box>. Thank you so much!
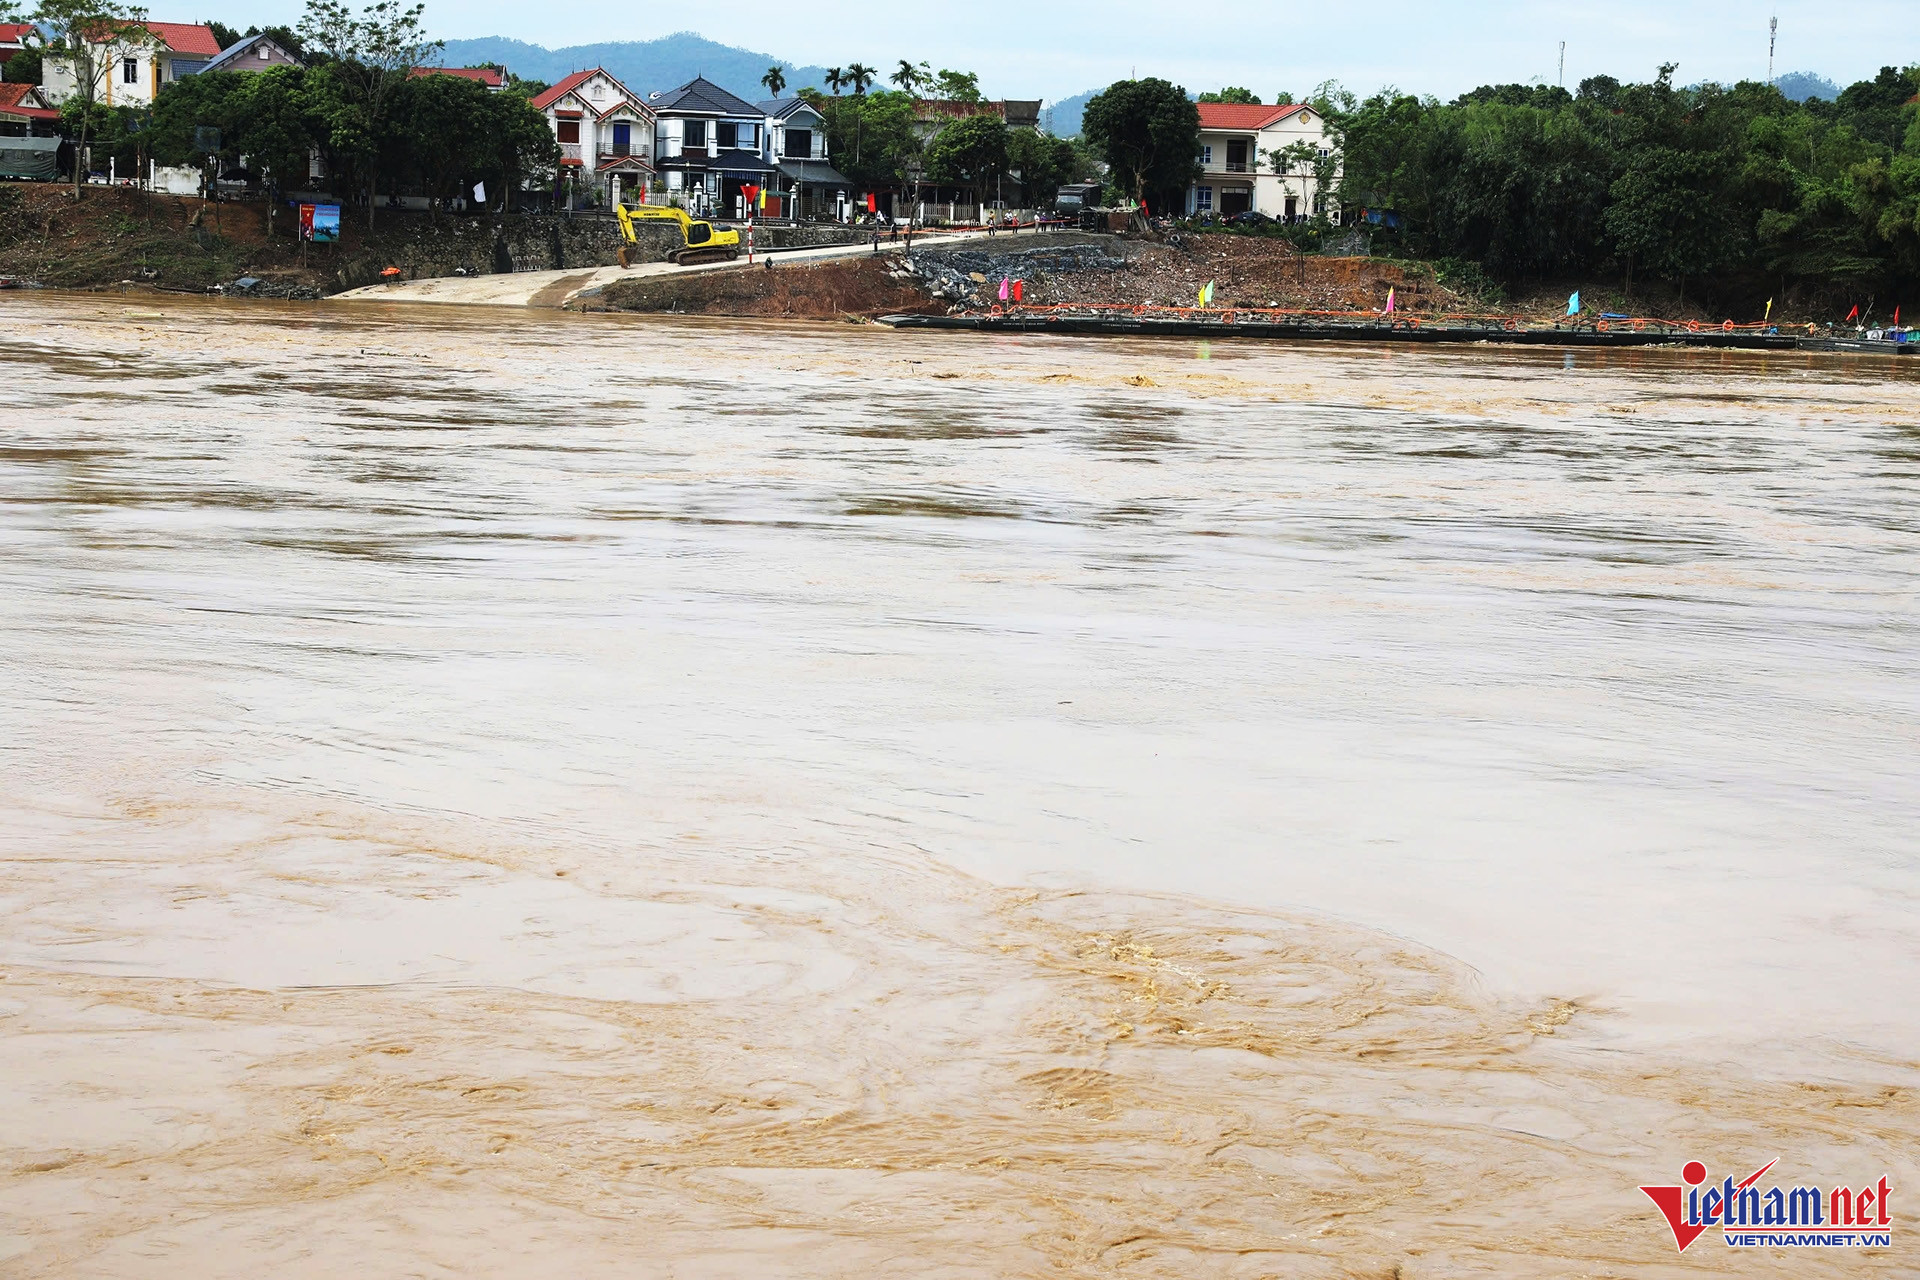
<box><xmin>0</xmin><ymin>181</ymin><xmax>866</xmax><ymax>296</ymax></box>
<box><xmin>12</xmin><ymin>183</ymin><xmax>1862</xmax><ymax>336</ymax></box>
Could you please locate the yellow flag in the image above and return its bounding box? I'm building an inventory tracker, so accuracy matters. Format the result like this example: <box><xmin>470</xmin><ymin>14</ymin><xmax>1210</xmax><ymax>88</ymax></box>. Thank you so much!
<box><xmin>1764</xmin><ymin>298</ymin><xmax>1773</xmax><ymax>320</ymax></box>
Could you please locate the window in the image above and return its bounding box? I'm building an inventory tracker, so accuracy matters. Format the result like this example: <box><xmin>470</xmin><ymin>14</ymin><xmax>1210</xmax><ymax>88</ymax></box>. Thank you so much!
<box><xmin>683</xmin><ymin>119</ymin><xmax>707</xmax><ymax>148</ymax></box>
<box><xmin>258</xmin><ymin>45</ymin><xmax>270</xmax><ymax>59</ymax></box>
<box><xmin>1195</xmin><ymin>185</ymin><xmax>1213</xmax><ymax>211</ymax></box>
<box><xmin>122</xmin><ymin>56</ymin><xmax>138</xmax><ymax>84</ymax></box>
<box><xmin>1225</xmin><ymin>140</ymin><xmax>1248</xmax><ymax>172</ymax></box>
<box><xmin>1317</xmin><ymin>146</ymin><xmax>1331</xmax><ymax>159</ymax></box>
<box><xmin>556</xmin><ymin>119</ymin><xmax>579</xmax><ymax>144</ymax></box>
<box><xmin>716</xmin><ymin>121</ymin><xmax>736</xmax><ymax>149</ymax></box>
<box><xmin>1199</xmin><ymin>145</ymin><xmax>1212</xmax><ymax>166</ymax></box>
<box><xmin>783</xmin><ymin>127</ymin><xmax>812</xmax><ymax>158</ymax></box>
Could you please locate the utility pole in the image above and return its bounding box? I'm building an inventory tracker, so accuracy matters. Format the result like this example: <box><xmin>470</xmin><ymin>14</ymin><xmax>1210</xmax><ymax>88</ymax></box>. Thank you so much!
<box><xmin>1558</xmin><ymin>42</ymin><xmax>1566</xmax><ymax>89</ymax></box>
<box><xmin>1768</xmin><ymin>15</ymin><xmax>1778</xmax><ymax>84</ymax></box>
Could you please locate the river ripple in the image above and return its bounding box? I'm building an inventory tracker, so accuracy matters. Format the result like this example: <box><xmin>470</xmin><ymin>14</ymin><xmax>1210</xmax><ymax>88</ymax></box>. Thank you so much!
<box><xmin>1</xmin><ymin>294</ymin><xmax>1915</xmax><ymax>1276</ymax></box>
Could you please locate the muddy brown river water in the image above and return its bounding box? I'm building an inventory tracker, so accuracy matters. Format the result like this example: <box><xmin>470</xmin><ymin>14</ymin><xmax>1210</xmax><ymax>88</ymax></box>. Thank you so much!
<box><xmin>2</xmin><ymin>294</ymin><xmax>1916</xmax><ymax>1277</ymax></box>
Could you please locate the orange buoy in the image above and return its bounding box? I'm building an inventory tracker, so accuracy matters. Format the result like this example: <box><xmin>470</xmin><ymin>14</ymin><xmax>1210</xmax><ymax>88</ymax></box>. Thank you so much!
<box><xmin>1722</xmin><ymin>319</ymin><xmax>1735</xmax><ymax>332</ymax></box>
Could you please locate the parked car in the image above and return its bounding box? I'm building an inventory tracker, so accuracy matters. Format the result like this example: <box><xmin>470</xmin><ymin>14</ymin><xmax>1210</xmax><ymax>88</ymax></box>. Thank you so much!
<box><xmin>1221</xmin><ymin>210</ymin><xmax>1273</xmax><ymax>226</ymax></box>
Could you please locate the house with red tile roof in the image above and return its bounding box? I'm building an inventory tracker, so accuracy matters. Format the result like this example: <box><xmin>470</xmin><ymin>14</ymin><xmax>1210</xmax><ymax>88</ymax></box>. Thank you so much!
<box><xmin>409</xmin><ymin>65</ymin><xmax>505</xmax><ymax>91</ymax></box>
<box><xmin>0</xmin><ymin>82</ymin><xmax>60</xmax><ymax>136</ymax></box>
<box><xmin>1189</xmin><ymin>100</ymin><xmax>1340</xmax><ymax>221</ymax></box>
<box><xmin>529</xmin><ymin>68</ymin><xmax>655</xmax><ymax>207</ymax></box>
<box><xmin>0</xmin><ymin>21</ymin><xmax>34</xmax><ymax>71</ymax></box>
<box><xmin>39</xmin><ymin>20</ymin><xmax>223</xmax><ymax>109</ymax></box>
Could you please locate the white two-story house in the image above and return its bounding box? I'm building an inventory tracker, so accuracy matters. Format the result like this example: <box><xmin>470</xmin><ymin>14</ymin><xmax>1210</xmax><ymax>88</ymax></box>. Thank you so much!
<box><xmin>1188</xmin><ymin>101</ymin><xmax>1340</xmax><ymax>221</ymax></box>
<box><xmin>757</xmin><ymin>96</ymin><xmax>848</xmax><ymax>220</ymax></box>
<box><xmin>39</xmin><ymin>21</ymin><xmax>221</xmax><ymax>108</ymax></box>
<box><xmin>530</xmin><ymin>68</ymin><xmax>655</xmax><ymax>207</ymax></box>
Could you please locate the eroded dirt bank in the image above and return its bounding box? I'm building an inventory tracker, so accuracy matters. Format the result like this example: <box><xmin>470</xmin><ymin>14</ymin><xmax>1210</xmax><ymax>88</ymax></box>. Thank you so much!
<box><xmin>589</xmin><ymin>252</ymin><xmax>946</xmax><ymax>319</ymax></box>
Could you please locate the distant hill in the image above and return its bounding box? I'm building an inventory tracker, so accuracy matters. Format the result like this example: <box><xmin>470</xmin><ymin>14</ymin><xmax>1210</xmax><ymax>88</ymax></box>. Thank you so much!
<box><xmin>436</xmin><ymin>31</ymin><xmax>831</xmax><ymax>100</ymax></box>
<box><xmin>1045</xmin><ymin>88</ymin><xmax>1098</xmax><ymax>138</ymax></box>
<box><xmin>1774</xmin><ymin>71</ymin><xmax>1840</xmax><ymax>102</ymax></box>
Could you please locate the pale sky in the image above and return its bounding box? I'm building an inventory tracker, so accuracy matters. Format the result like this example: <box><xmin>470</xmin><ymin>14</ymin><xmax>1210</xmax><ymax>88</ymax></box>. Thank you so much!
<box><xmin>196</xmin><ymin>0</ymin><xmax>1912</xmax><ymax>104</ymax></box>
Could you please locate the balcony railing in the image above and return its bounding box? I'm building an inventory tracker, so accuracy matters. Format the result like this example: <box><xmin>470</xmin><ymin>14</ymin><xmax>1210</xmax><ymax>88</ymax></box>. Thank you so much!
<box><xmin>1224</xmin><ymin>161</ymin><xmax>1249</xmax><ymax>172</ymax></box>
<box><xmin>559</xmin><ymin>142</ymin><xmax>581</xmax><ymax>162</ymax></box>
<box><xmin>609</xmin><ymin>141</ymin><xmax>632</xmax><ymax>157</ymax></box>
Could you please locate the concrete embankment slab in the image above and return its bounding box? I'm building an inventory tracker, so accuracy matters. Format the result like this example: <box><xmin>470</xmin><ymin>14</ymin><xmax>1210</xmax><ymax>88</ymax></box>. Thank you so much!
<box><xmin>328</xmin><ymin>230</ymin><xmax>1001</xmax><ymax>309</ymax></box>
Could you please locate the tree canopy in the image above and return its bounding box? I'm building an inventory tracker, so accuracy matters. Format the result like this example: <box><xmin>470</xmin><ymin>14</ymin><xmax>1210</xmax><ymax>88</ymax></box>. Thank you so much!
<box><xmin>1082</xmin><ymin>77</ymin><xmax>1200</xmax><ymax>208</ymax></box>
<box><xmin>925</xmin><ymin>111</ymin><xmax>1007</xmax><ymax>192</ymax></box>
<box><xmin>1329</xmin><ymin>62</ymin><xmax>1920</xmax><ymax>302</ymax></box>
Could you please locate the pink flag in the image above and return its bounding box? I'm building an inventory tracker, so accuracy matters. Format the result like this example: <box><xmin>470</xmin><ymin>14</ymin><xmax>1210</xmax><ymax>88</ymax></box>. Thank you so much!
<box><xmin>999</xmin><ymin>277</ymin><xmax>1009</xmax><ymax>302</ymax></box>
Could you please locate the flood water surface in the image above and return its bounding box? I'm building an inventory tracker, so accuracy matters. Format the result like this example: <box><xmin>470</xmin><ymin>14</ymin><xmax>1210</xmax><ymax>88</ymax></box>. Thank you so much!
<box><xmin>2</xmin><ymin>294</ymin><xmax>1916</xmax><ymax>1276</ymax></box>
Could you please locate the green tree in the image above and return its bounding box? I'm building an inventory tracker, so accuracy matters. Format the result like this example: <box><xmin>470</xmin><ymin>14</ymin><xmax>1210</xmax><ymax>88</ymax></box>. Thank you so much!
<box><xmin>925</xmin><ymin>110</ymin><xmax>1006</xmax><ymax>201</ymax></box>
<box><xmin>1007</xmin><ymin>127</ymin><xmax>1078</xmax><ymax>205</ymax></box>
<box><xmin>800</xmin><ymin>84</ymin><xmax>916</xmax><ymax>188</ymax></box>
<box><xmin>4</xmin><ymin>42</ymin><xmax>43</xmax><ymax>84</ymax></box>
<box><xmin>845</xmin><ymin>62</ymin><xmax>875</xmax><ymax>95</ymax></box>
<box><xmin>1198</xmin><ymin>86</ymin><xmax>1260</xmax><ymax>104</ymax></box>
<box><xmin>933</xmin><ymin>68</ymin><xmax>979</xmax><ymax>103</ymax></box>
<box><xmin>147</xmin><ymin>64</ymin><xmax>247</xmax><ymax>168</ymax></box>
<box><xmin>1605</xmin><ymin>147</ymin><xmax>1746</xmax><ymax>301</ymax></box>
<box><xmin>204</xmin><ymin>18</ymin><xmax>239</xmax><ymax>48</ymax></box>
<box><xmin>890</xmin><ymin>59</ymin><xmax>929</xmax><ymax>96</ymax></box>
<box><xmin>297</xmin><ymin>0</ymin><xmax>441</xmax><ymax>229</ymax></box>
<box><xmin>824</xmin><ymin>66</ymin><xmax>843</xmax><ymax>95</ymax></box>
<box><xmin>1081</xmin><ymin>77</ymin><xmax>1200</xmax><ymax>208</ymax></box>
<box><xmin>760</xmin><ymin>64</ymin><xmax>785</xmax><ymax>97</ymax></box>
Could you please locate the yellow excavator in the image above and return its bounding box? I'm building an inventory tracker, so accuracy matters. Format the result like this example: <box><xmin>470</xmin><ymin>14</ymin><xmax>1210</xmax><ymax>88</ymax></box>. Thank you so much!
<box><xmin>614</xmin><ymin>203</ymin><xmax>742</xmax><ymax>267</ymax></box>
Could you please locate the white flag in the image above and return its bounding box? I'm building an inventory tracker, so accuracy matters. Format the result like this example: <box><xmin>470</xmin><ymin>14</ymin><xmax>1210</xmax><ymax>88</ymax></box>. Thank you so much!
<box><xmin>472</xmin><ymin>181</ymin><xmax>486</xmax><ymax>204</ymax></box>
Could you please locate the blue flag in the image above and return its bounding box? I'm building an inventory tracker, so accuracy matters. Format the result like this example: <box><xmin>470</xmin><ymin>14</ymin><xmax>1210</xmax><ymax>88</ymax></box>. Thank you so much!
<box><xmin>1567</xmin><ymin>290</ymin><xmax>1581</xmax><ymax>316</ymax></box>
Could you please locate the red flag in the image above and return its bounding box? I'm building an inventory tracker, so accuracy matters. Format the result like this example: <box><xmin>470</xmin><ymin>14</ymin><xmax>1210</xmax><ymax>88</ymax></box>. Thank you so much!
<box><xmin>866</xmin><ymin>192</ymin><xmax>877</xmax><ymax>214</ymax></box>
<box><xmin>1846</xmin><ymin>305</ymin><xmax>1859</xmax><ymax>321</ymax></box>
<box><xmin>1896</xmin><ymin>306</ymin><xmax>1902</xmax><ymax>326</ymax></box>
<box><xmin>1011</xmin><ymin>279</ymin><xmax>1023</xmax><ymax>303</ymax></box>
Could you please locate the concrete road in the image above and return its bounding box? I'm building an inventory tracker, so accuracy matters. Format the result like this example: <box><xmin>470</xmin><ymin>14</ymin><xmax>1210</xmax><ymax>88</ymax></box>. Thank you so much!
<box><xmin>329</xmin><ymin>228</ymin><xmax>1005</xmax><ymax>308</ymax></box>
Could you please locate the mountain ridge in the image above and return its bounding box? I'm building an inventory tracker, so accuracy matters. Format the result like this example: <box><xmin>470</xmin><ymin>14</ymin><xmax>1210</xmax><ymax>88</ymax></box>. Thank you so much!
<box><xmin>435</xmin><ymin>32</ymin><xmax>833</xmax><ymax>100</ymax></box>
<box><xmin>437</xmin><ymin>31</ymin><xmax>1090</xmax><ymax>133</ymax></box>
